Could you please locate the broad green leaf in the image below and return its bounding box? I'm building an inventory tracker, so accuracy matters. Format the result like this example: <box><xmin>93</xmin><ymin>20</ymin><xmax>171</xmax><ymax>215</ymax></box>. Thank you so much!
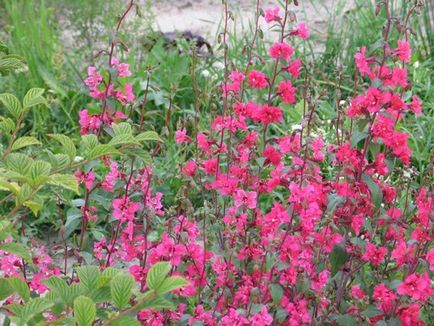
<box><xmin>111</xmin><ymin>274</ymin><xmax>134</xmax><ymax>309</ymax></box>
<box><xmin>73</xmin><ymin>296</ymin><xmax>96</xmax><ymax>326</ymax></box>
<box><xmin>0</xmin><ymin>116</ymin><xmax>15</xmax><ymax>133</ymax></box>
<box><xmin>361</xmin><ymin>173</ymin><xmax>383</xmax><ymax>209</ymax></box>
<box><xmin>16</xmin><ymin>184</ymin><xmax>35</xmax><ymax>205</ymax></box>
<box><xmin>43</xmin><ymin>277</ymin><xmax>80</xmax><ymax>307</ymax></box>
<box><xmin>109</xmin><ymin>134</ymin><xmax>140</xmax><ymax>146</ymax></box>
<box><xmin>8</xmin><ymin>277</ymin><xmax>30</xmax><ymax>302</ymax></box>
<box><xmin>11</xmin><ymin>137</ymin><xmax>40</xmax><ymax>151</ymax></box>
<box><xmin>88</xmin><ymin>286</ymin><xmax>111</xmax><ymax>303</ymax></box>
<box><xmin>24</xmin><ymin>198</ymin><xmax>44</xmax><ymax>216</ymax></box>
<box><xmin>5</xmin><ymin>153</ymin><xmax>33</xmax><ymax>176</ymax></box>
<box><xmin>0</xmin><ymin>55</ymin><xmax>26</xmax><ymax>75</ymax></box>
<box><xmin>110</xmin><ymin>316</ymin><xmax>141</xmax><ymax>326</ymax></box>
<box><xmin>18</xmin><ymin>298</ymin><xmax>53</xmax><ymax>325</ymax></box>
<box><xmin>156</xmin><ymin>276</ymin><xmax>188</xmax><ymax>295</ymax></box>
<box><xmin>76</xmin><ymin>266</ymin><xmax>99</xmax><ymax>293</ymax></box>
<box><xmin>335</xmin><ymin>314</ymin><xmax>357</xmax><ymax>326</ymax></box>
<box><xmin>112</xmin><ymin>122</ymin><xmax>133</xmax><ymax>136</ymax></box>
<box><xmin>0</xmin><ymin>278</ymin><xmax>13</xmax><ymax>300</ymax></box>
<box><xmin>330</xmin><ymin>244</ymin><xmax>349</xmax><ymax>276</ymax></box>
<box><xmin>271</xmin><ymin>283</ymin><xmax>283</xmax><ymax>305</ymax></box>
<box><xmin>47</xmin><ymin>174</ymin><xmax>80</xmax><ymax>194</ymax></box>
<box><xmin>327</xmin><ymin>193</ymin><xmax>346</xmax><ymax>213</ymax></box>
<box><xmin>0</xmin><ymin>243</ymin><xmax>33</xmax><ymax>267</ymax></box>
<box><xmin>138</xmin><ymin>297</ymin><xmax>174</xmax><ymax>310</ymax></box>
<box><xmin>0</xmin><ymin>178</ymin><xmax>19</xmax><ymax>194</ymax></box>
<box><xmin>49</xmin><ymin>134</ymin><xmax>77</xmax><ymax>161</ymax></box>
<box><xmin>136</xmin><ymin>131</ymin><xmax>162</xmax><ymax>143</ymax></box>
<box><xmin>29</xmin><ymin>160</ymin><xmax>51</xmax><ymax>186</ymax></box>
<box><xmin>81</xmin><ymin>134</ymin><xmax>99</xmax><ymax>151</ymax></box>
<box><xmin>87</xmin><ymin>144</ymin><xmax>119</xmax><ymax>160</ymax></box>
<box><xmin>22</xmin><ymin>88</ymin><xmax>45</xmax><ymax>109</ymax></box>
<box><xmin>361</xmin><ymin>305</ymin><xmax>383</xmax><ymax>318</ymax></box>
<box><xmin>146</xmin><ymin>261</ymin><xmax>171</xmax><ymax>291</ymax></box>
<box><xmin>0</xmin><ymin>93</ymin><xmax>23</xmax><ymax>118</ymax></box>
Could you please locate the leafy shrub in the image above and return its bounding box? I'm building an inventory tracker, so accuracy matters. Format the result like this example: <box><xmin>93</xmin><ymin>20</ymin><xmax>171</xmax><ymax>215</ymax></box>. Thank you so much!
<box><xmin>0</xmin><ymin>0</ymin><xmax>432</xmax><ymax>325</ymax></box>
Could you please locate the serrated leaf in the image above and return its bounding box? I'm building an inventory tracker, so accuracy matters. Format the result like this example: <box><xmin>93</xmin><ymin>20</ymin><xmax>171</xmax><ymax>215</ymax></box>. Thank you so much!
<box><xmin>11</xmin><ymin>136</ymin><xmax>41</xmax><ymax>151</ymax></box>
<box><xmin>0</xmin><ymin>220</ymin><xmax>12</xmax><ymax>241</ymax></box>
<box><xmin>89</xmin><ymin>286</ymin><xmax>111</xmax><ymax>303</ymax></box>
<box><xmin>16</xmin><ymin>183</ymin><xmax>34</xmax><ymax>205</ymax></box>
<box><xmin>49</xmin><ymin>134</ymin><xmax>76</xmax><ymax>160</ymax></box>
<box><xmin>136</xmin><ymin>131</ymin><xmax>162</xmax><ymax>143</ymax></box>
<box><xmin>22</xmin><ymin>88</ymin><xmax>45</xmax><ymax>109</ymax></box>
<box><xmin>87</xmin><ymin>144</ymin><xmax>119</xmax><ymax>160</ymax></box>
<box><xmin>0</xmin><ymin>243</ymin><xmax>33</xmax><ymax>267</ymax></box>
<box><xmin>29</xmin><ymin>161</ymin><xmax>51</xmax><ymax>185</ymax></box>
<box><xmin>330</xmin><ymin>244</ymin><xmax>349</xmax><ymax>276</ymax></box>
<box><xmin>139</xmin><ymin>297</ymin><xmax>174</xmax><ymax>310</ymax></box>
<box><xmin>156</xmin><ymin>276</ymin><xmax>188</xmax><ymax>295</ymax></box>
<box><xmin>0</xmin><ymin>278</ymin><xmax>13</xmax><ymax>300</ymax></box>
<box><xmin>24</xmin><ymin>198</ymin><xmax>44</xmax><ymax>216</ymax></box>
<box><xmin>111</xmin><ymin>274</ymin><xmax>134</xmax><ymax>309</ymax></box>
<box><xmin>0</xmin><ymin>93</ymin><xmax>23</xmax><ymax>117</ymax></box>
<box><xmin>73</xmin><ymin>296</ymin><xmax>96</xmax><ymax>326</ymax></box>
<box><xmin>110</xmin><ymin>316</ymin><xmax>141</xmax><ymax>326</ymax></box>
<box><xmin>44</xmin><ymin>277</ymin><xmax>79</xmax><ymax>307</ymax></box>
<box><xmin>5</xmin><ymin>153</ymin><xmax>33</xmax><ymax>176</ymax></box>
<box><xmin>109</xmin><ymin>134</ymin><xmax>139</xmax><ymax>146</ymax></box>
<box><xmin>361</xmin><ymin>173</ymin><xmax>383</xmax><ymax>209</ymax></box>
<box><xmin>8</xmin><ymin>277</ymin><xmax>30</xmax><ymax>302</ymax></box>
<box><xmin>81</xmin><ymin>134</ymin><xmax>99</xmax><ymax>151</ymax></box>
<box><xmin>146</xmin><ymin>261</ymin><xmax>171</xmax><ymax>291</ymax></box>
<box><xmin>47</xmin><ymin>174</ymin><xmax>80</xmax><ymax>194</ymax></box>
<box><xmin>0</xmin><ymin>116</ymin><xmax>15</xmax><ymax>133</ymax></box>
<box><xmin>76</xmin><ymin>266</ymin><xmax>99</xmax><ymax>293</ymax></box>
<box><xmin>19</xmin><ymin>298</ymin><xmax>53</xmax><ymax>325</ymax></box>
<box><xmin>112</xmin><ymin>122</ymin><xmax>133</xmax><ymax>136</ymax></box>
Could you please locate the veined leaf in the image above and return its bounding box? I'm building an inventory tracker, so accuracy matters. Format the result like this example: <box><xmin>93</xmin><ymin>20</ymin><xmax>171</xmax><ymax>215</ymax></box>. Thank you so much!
<box><xmin>110</xmin><ymin>316</ymin><xmax>141</xmax><ymax>326</ymax></box>
<box><xmin>146</xmin><ymin>261</ymin><xmax>171</xmax><ymax>291</ymax></box>
<box><xmin>136</xmin><ymin>131</ymin><xmax>162</xmax><ymax>143</ymax></box>
<box><xmin>111</xmin><ymin>274</ymin><xmax>134</xmax><ymax>309</ymax></box>
<box><xmin>22</xmin><ymin>88</ymin><xmax>45</xmax><ymax>109</ymax></box>
<box><xmin>87</xmin><ymin>144</ymin><xmax>119</xmax><ymax>160</ymax></box>
<box><xmin>0</xmin><ymin>278</ymin><xmax>13</xmax><ymax>300</ymax></box>
<box><xmin>0</xmin><ymin>116</ymin><xmax>15</xmax><ymax>133</ymax></box>
<box><xmin>0</xmin><ymin>93</ymin><xmax>23</xmax><ymax>118</ymax></box>
<box><xmin>76</xmin><ymin>266</ymin><xmax>99</xmax><ymax>293</ymax></box>
<box><xmin>156</xmin><ymin>276</ymin><xmax>188</xmax><ymax>295</ymax></box>
<box><xmin>11</xmin><ymin>137</ymin><xmax>41</xmax><ymax>151</ymax></box>
<box><xmin>112</xmin><ymin>122</ymin><xmax>133</xmax><ymax>136</ymax></box>
<box><xmin>73</xmin><ymin>296</ymin><xmax>96</xmax><ymax>326</ymax></box>
<box><xmin>8</xmin><ymin>277</ymin><xmax>30</xmax><ymax>302</ymax></box>
<box><xmin>5</xmin><ymin>153</ymin><xmax>33</xmax><ymax>176</ymax></box>
<box><xmin>47</xmin><ymin>174</ymin><xmax>80</xmax><ymax>194</ymax></box>
<box><xmin>49</xmin><ymin>134</ymin><xmax>76</xmax><ymax>161</ymax></box>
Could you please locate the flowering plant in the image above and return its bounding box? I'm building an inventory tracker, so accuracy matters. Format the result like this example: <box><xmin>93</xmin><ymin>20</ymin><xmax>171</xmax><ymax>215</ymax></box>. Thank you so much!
<box><xmin>0</xmin><ymin>0</ymin><xmax>432</xmax><ymax>325</ymax></box>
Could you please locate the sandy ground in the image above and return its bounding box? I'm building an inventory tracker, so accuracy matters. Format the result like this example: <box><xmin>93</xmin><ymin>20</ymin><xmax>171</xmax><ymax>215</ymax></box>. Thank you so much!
<box><xmin>150</xmin><ymin>0</ymin><xmax>356</xmax><ymax>39</ymax></box>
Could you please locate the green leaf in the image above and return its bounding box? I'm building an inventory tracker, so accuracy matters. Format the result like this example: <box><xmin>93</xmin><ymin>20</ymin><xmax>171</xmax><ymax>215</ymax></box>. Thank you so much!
<box><xmin>44</xmin><ymin>276</ymin><xmax>79</xmax><ymax>307</ymax></box>
<box><xmin>87</xmin><ymin>144</ymin><xmax>119</xmax><ymax>160</ymax></box>
<box><xmin>5</xmin><ymin>153</ymin><xmax>33</xmax><ymax>176</ymax></box>
<box><xmin>73</xmin><ymin>296</ymin><xmax>96</xmax><ymax>326</ymax></box>
<box><xmin>336</xmin><ymin>314</ymin><xmax>357</xmax><ymax>326</ymax></box>
<box><xmin>156</xmin><ymin>276</ymin><xmax>188</xmax><ymax>295</ymax></box>
<box><xmin>49</xmin><ymin>134</ymin><xmax>77</xmax><ymax>160</ymax></box>
<box><xmin>327</xmin><ymin>193</ymin><xmax>346</xmax><ymax>213</ymax></box>
<box><xmin>361</xmin><ymin>173</ymin><xmax>383</xmax><ymax>209</ymax></box>
<box><xmin>136</xmin><ymin>131</ymin><xmax>162</xmax><ymax>143</ymax></box>
<box><xmin>0</xmin><ymin>220</ymin><xmax>12</xmax><ymax>241</ymax></box>
<box><xmin>112</xmin><ymin>122</ymin><xmax>133</xmax><ymax>136</ymax></box>
<box><xmin>146</xmin><ymin>261</ymin><xmax>171</xmax><ymax>291</ymax></box>
<box><xmin>110</xmin><ymin>316</ymin><xmax>141</xmax><ymax>326</ymax></box>
<box><xmin>47</xmin><ymin>174</ymin><xmax>80</xmax><ymax>194</ymax></box>
<box><xmin>111</xmin><ymin>274</ymin><xmax>134</xmax><ymax>309</ymax></box>
<box><xmin>76</xmin><ymin>266</ymin><xmax>100</xmax><ymax>293</ymax></box>
<box><xmin>0</xmin><ymin>55</ymin><xmax>26</xmax><ymax>75</ymax></box>
<box><xmin>16</xmin><ymin>183</ymin><xmax>34</xmax><ymax>205</ymax></box>
<box><xmin>8</xmin><ymin>277</ymin><xmax>30</xmax><ymax>302</ymax></box>
<box><xmin>109</xmin><ymin>134</ymin><xmax>140</xmax><ymax>146</ymax></box>
<box><xmin>0</xmin><ymin>116</ymin><xmax>15</xmax><ymax>133</ymax></box>
<box><xmin>350</xmin><ymin>130</ymin><xmax>369</xmax><ymax>147</ymax></box>
<box><xmin>23</xmin><ymin>198</ymin><xmax>44</xmax><ymax>216</ymax></box>
<box><xmin>0</xmin><ymin>93</ymin><xmax>23</xmax><ymax>118</ymax></box>
<box><xmin>139</xmin><ymin>297</ymin><xmax>174</xmax><ymax>310</ymax></box>
<box><xmin>330</xmin><ymin>244</ymin><xmax>349</xmax><ymax>276</ymax></box>
<box><xmin>22</xmin><ymin>88</ymin><xmax>45</xmax><ymax>109</ymax></box>
<box><xmin>361</xmin><ymin>305</ymin><xmax>383</xmax><ymax>318</ymax></box>
<box><xmin>29</xmin><ymin>160</ymin><xmax>51</xmax><ymax>186</ymax></box>
<box><xmin>271</xmin><ymin>283</ymin><xmax>283</xmax><ymax>305</ymax></box>
<box><xmin>11</xmin><ymin>137</ymin><xmax>41</xmax><ymax>151</ymax></box>
<box><xmin>19</xmin><ymin>298</ymin><xmax>53</xmax><ymax>325</ymax></box>
<box><xmin>0</xmin><ymin>243</ymin><xmax>33</xmax><ymax>267</ymax></box>
<box><xmin>0</xmin><ymin>278</ymin><xmax>13</xmax><ymax>300</ymax></box>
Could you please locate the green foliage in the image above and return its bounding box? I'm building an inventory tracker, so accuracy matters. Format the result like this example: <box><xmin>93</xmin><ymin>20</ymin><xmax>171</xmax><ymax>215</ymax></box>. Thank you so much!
<box><xmin>0</xmin><ymin>262</ymin><xmax>187</xmax><ymax>324</ymax></box>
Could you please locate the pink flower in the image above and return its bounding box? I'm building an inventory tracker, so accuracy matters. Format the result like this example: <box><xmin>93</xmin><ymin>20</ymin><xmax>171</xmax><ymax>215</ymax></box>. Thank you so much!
<box><xmin>373</xmin><ymin>283</ymin><xmax>396</xmax><ymax>312</ymax></box>
<box><xmin>269</xmin><ymin>42</ymin><xmax>294</xmax><ymax>60</ymax></box>
<box><xmin>277</xmin><ymin>80</ymin><xmax>296</xmax><ymax>104</ymax></box>
<box><xmin>112</xmin><ymin>196</ymin><xmax>141</xmax><ymax>222</ymax></box>
<box><xmin>311</xmin><ymin>270</ymin><xmax>330</xmax><ymax>292</ymax></box>
<box><xmin>79</xmin><ymin>109</ymin><xmax>101</xmax><ymax>135</ymax></box>
<box><xmin>285</xmin><ymin>58</ymin><xmax>302</xmax><ymax>78</ymax></box>
<box><xmin>234</xmin><ymin>189</ymin><xmax>257</xmax><ymax>209</ymax></box>
<box><xmin>399</xmin><ymin>303</ymin><xmax>423</xmax><ymax>326</ymax></box>
<box><xmin>251</xmin><ymin>306</ymin><xmax>273</xmax><ymax>326</ymax></box>
<box><xmin>255</xmin><ymin>105</ymin><xmax>283</xmax><ymax>124</ymax></box>
<box><xmin>362</xmin><ymin>242</ymin><xmax>387</xmax><ymax>266</ymax></box>
<box><xmin>175</xmin><ymin>128</ymin><xmax>190</xmax><ymax>144</ymax></box>
<box><xmin>114</xmin><ymin>83</ymin><xmax>135</xmax><ymax>106</ymax></box>
<box><xmin>397</xmin><ymin>272</ymin><xmax>434</xmax><ymax>301</ymax></box>
<box><xmin>394</xmin><ymin>40</ymin><xmax>411</xmax><ymax>63</ymax></box>
<box><xmin>263</xmin><ymin>145</ymin><xmax>282</xmax><ymax>166</ymax></box>
<box><xmin>391</xmin><ymin>241</ymin><xmax>414</xmax><ymax>266</ymax></box>
<box><xmin>426</xmin><ymin>248</ymin><xmax>434</xmax><ymax>271</ymax></box>
<box><xmin>102</xmin><ymin>162</ymin><xmax>122</xmax><ymax>192</ymax></box>
<box><xmin>410</xmin><ymin>95</ymin><xmax>422</xmax><ymax>115</ymax></box>
<box><xmin>74</xmin><ymin>169</ymin><xmax>95</xmax><ymax>190</ymax></box>
<box><xmin>291</xmin><ymin>21</ymin><xmax>310</xmax><ymax>40</ymax></box>
<box><xmin>351</xmin><ymin>285</ymin><xmax>366</xmax><ymax>300</ymax></box>
<box><xmin>354</xmin><ymin>47</ymin><xmax>373</xmax><ymax>78</ymax></box>
<box><xmin>248</xmin><ymin>70</ymin><xmax>268</xmax><ymax>89</ymax></box>
<box><xmin>181</xmin><ymin>160</ymin><xmax>197</xmax><ymax>176</ymax></box>
<box><xmin>84</xmin><ymin>66</ymin><xmax>103</xmax><ymax>89</ymax></box>
<box><xmin>264</xmin><ymin>6</ymin><xmax>281</xmax><ymax>23</ymax></box>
